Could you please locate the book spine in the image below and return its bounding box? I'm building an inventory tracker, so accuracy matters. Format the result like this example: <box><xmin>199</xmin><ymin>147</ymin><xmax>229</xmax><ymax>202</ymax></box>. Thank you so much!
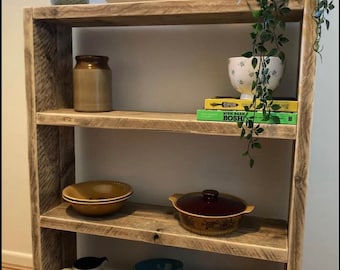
<box><xmin>204</xmin><ymin>98</ymin><xmax>298</xmax><ymax>112</ymax></box>
<box><xmin>196</xmin><ymin>110</ymin><xmax>297</xmax><ymax>125</ymax></box>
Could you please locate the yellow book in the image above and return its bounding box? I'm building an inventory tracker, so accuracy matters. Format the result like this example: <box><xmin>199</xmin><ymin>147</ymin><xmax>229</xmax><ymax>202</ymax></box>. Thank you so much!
<box><xmin>204</xmin><ymin>97</ymin><xmax>298</xmax><ymax>112</ymax></box>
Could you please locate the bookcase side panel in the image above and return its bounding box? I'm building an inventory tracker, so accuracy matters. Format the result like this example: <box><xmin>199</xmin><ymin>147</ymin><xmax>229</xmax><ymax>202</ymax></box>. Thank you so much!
<box><xmin>287</xmin><ymin>0</ymin><xmax>317</xmax><ymax>269</ymax></box>
<box><xmin>33</xmin><ymin>21</ymin><xmax>73</xmax><ymax>111</ymax></box>
<box><xmin>24</xmin><ymin>8</ymin><xmax>42</xmax><ymax>270</ymax></box>
<box><xmin>40</xmin><ymin>229</ymin><xmax>76</xmax><ymax>270</ymax></box>
<box><xmin>26</xmin><ymin>15</ymin><xmax>76</xmax><ymax>270</ymax></box>
<box><xmin>36</xmin><ymin>125</ymin><xmax>76</xmax><ymax>270</ymax></box>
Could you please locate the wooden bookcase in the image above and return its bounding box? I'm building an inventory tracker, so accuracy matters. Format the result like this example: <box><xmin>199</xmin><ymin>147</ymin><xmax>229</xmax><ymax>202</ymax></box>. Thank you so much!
<box><xmin>23</xmin><ymin>0</ymin><xmax>316</xmax><ymax>269</ymax></box>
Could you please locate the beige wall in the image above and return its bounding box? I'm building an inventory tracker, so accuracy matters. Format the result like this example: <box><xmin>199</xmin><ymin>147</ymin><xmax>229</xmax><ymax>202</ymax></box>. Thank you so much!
<box><xmin>2</xmin><ymin>1</ymin><xmax>338</xmax><ymax>269</ymax></box>
<box><xmin>2</xmin><ymin>0</ymin><xmax>48</xmax><ymax>266</ymax></box>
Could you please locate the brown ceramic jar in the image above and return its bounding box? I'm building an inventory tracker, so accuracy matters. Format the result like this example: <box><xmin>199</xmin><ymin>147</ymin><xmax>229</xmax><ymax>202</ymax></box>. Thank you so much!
<box><xmin>73</xmin><ymin>55</ymin><xmax>112</xmax><ymax>112</ymax></box>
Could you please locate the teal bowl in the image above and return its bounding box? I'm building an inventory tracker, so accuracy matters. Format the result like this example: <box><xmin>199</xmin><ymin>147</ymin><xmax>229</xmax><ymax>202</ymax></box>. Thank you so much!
<box><xmin>133</xmin><ymin>258</ymin><xmax>183</xmax><ymax>270</ymax></box>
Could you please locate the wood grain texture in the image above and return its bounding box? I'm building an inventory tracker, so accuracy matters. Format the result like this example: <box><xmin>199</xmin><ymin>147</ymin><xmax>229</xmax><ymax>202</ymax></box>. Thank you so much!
<box><xmin>33</xmin><ymin>20</ymin><xmax>58</xmax><ymax>112</ymax></box>
<box><xmin>24</xmin><ymin>0</ymin><xmax>315</xmax><ymax>269</ymax></box>
<box><xmin>24</xmin><ymin>8</ymin><xmax>76</xmax><ymax>270</ymax></box>
<box><xmin>23</xmin><ymin>8</ymin><xmax>42</xmax><ymax>270</ymax></box>
<box><xmin>36</xmin><ymin>109</ymin><xmax>297</xmax><ymax>140</ymax></box>
<box><xmin>36</xmin><ymin>126</ymin><xmax>76</xmax><ymax>269</ymax></box>
<box><xmin>287</xmin><ymin>0</ymin><xmax>317</xmax><ymax>269</ymax></box>
<box><xmin>56</xmin><ymin>25</ymin><xmax>74</xmax><ymax>109</ymax></box>
<box><xmin>31</xmin><ymin>0</ymin><xmax>303</xmax><ymax>26</ymax></box>
<box><xmin>41</xmin><ymin>202</ymin><xmax>288</xmax><ymax>263</ymax></box>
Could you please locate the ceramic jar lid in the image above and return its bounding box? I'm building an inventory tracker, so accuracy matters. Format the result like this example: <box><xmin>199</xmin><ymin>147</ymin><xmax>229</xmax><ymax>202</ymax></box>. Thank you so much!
<box><xmin>175</xmin><ymin>189</ymin><xmax>246</xmax><ymax>216</ymax></box>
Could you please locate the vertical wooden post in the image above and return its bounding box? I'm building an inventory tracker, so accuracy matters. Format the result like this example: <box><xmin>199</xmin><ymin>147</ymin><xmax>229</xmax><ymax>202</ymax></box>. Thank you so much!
<box><xmin>287</xmin><ymin>0</ymin><xmax>317</xmax><ymax>269</ymax></box>
<box><xmin>24</xmin><ymin>8</ymin><xmax>76</xmax><ymax>270</ymax></box>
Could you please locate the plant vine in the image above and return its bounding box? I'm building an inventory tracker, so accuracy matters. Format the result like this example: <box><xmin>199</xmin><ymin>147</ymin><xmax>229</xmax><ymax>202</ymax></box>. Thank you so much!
<box><xmin>313</xmin><ymin>0</ymin><xmax>335</xmax><ymax>58</ymax></box>
<box><xmin>238</xmin><ymin>0</ymin><xmax>291</xmax><ymax>168</ymax></box>
<box><xmin>237</xmin><ymin>0</ymin><xmax>335</xmax><ymax>168</ymax></box>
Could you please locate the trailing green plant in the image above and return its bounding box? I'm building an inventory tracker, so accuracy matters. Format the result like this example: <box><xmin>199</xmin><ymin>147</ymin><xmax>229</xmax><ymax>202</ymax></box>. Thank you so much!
<box><xmin>238</xmin><ymin>0</ymin><xmax>291</xmax><ymax>168</ymax></box>
<box><xmin>237</xmin><ymin>0</ymin><xmax>335</xmax><ymax>168</ymax></box>
<box><xmin>313</xmin><ymin>0</ymin><xmax>335</xmax><ymax>58</ymax></box>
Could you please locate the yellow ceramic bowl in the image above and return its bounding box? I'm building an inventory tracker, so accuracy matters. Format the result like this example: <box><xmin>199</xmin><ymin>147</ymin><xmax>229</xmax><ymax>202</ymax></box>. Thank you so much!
<box><xmin>62</xmin><ymin>180</ymin><xmax>133</xmax><ymax>203</ymax></box>
<box><xmin>63</xmin><ymin>194</ymin><xmax>132</xmax><ymax>216</ymax></box>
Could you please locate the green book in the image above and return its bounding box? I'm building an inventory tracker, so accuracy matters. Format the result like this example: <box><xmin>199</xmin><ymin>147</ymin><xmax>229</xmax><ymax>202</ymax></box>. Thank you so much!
<box><xmin>196</xmin><ymin>109</ymin><xmax>297</xmax><ymax>125</ymax></box>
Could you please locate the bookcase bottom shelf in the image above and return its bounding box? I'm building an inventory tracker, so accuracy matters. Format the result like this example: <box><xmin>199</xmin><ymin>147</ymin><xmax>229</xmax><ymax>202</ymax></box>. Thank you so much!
<box><xmin>41</xmin><ymin>202</ymin><xmax>288</xmax><ymax>263</ymax></box>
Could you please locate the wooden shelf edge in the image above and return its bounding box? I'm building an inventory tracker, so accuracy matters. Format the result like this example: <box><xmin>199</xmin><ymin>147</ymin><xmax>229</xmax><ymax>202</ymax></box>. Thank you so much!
<box><xmin>36</xmin><ymin>109</ymin><xmax>297</xmax><ymax>140</ymax></box>
<box><xmin>41</xmin><ymin>202</ymin><xmax>288</xmax><ymax>263</ymax></box>
<box><xmin>27</xmin><ymin>0</ymin><xmax>303</xmax><ymax>26</ymax></box>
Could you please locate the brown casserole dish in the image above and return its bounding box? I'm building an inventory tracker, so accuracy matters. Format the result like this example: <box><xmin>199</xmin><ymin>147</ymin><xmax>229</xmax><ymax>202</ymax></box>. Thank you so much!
<box><xmin>169</xmin><ymin>189</ymin><xmax>254</xmax><ymax>236</ymax></box>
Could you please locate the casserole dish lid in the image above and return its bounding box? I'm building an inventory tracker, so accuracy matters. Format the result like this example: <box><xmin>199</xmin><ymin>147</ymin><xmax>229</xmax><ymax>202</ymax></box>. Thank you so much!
<box><xmin>175</xmin><ymin>189</ymin><xmax>246</xmax><ymax>216</ymax></box>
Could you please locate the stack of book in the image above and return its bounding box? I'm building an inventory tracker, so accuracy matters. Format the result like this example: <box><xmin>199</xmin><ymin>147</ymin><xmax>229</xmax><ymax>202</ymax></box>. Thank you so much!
<box><xmin>197</xmin><ymin>97</ymin><xmax>298</xmax><ymax>125</ymax></box>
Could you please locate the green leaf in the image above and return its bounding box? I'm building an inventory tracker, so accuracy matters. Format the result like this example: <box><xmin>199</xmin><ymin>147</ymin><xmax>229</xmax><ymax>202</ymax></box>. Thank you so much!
<box><xmin>253</xmin><ymin>142</ymin><xmax>262</xmax><ymax>149</ymax></box>
<box><xmin>250</xmin><ymin>32</ymin><xmax>257</xmax><ymax>39</ymax></box>
<box><xmin>271</xmin><ymin>104</ymin><xmax>281</xmax><ymax>111</ymax></box>
<box><xmin>249</xmin><ymin>158</ymin><xmax>255</xmax><ymax>168</ymax></box>
<box><xmin>260</xmin><ymin>31</ymin><xmax>273</xmax><ymax>42</ymax></box>
<box><xmin>256</xmin><ymin>103</ymin><xmax>264</xmax><ymax>110</ymax></box>
<box><xmin>279</xmin><ymin>21</ymin><xmax>286</xmax><ymax>30</ymax></box>
<box><xmin>279</xmin><ymin>7</ymin><xmax>291</xmax><ymax>15</ymax></box>
<box><xmin>242</xmin><ymin>51</ymin><xmax>253</xmax><ymax>58</ymax></box>
<box><xmin>254</xmin><ymin>23</ymin><xmax>263</xmax><ymax>32</ymax></box>
<box><xmin>252</xmin><ymin>57</ymin><xmax>258</xmax><ymax>69</ymax></box>
<box><xmin>278</xmin><ymin>51</ymin><xmax>286</xmax><ymax>63</ymax></box>
<box><xmin>252</xmin><ymin>10</ymin><xmax>261</xmax><ymax>18</ymax></box>
<box><xmin>262</xmin><ymin>113</ymin><xmax>270</xmax><ymax>121</ymax></box>
<box><xmin>256</xmin><ymin>85</ymin><xmax>263</xmax><ymax>95</ymax></box>
<box><xmin>237</xmin><ymin>121</ymin><xmax>243</xmax><ymax>128</ymax></box>
<box><xmin>242</xmin><ymin>150</ymin><xmax>249</xmax><ymax>156</ymax></box>
<box><xmin>258</xmin><ymin>45</ymin><xmax>267</xmax><ymax>53</ymax></box>
<box><xmin>246</xmin><ymin>119</ymin><xmax>254</xmax><ymax>129</ymax></box>
<box><xmin>268</xmin><ymin>19</ymin><xmax>277</xmax><ymax>28</ymax></box>
<box><xmin>256</xmin><ymin>127</ymin><xmax>264</xmax><ymax>133</ymax></box>
<box><xmin>279</xmin><ymin>36</ymin><xmax>289</xmax><ymax>44</ymax></box>
<box><xmin>251</xmin><ymin>80</ymin><xmax>257</xmax><ymax>90</ymax></box>
<box><xmin>240</xmin><ymin>127</ymin><xmax>246</xmax><ymax>138</ymax></box>
<box><xmin>271</xmin><ymin>115</ymin><xmax>281</xmax><ymax>124</ymax></box>
<box><xmin>319</xmin><ymin>1</ymin><xmax>326</xmax><ymax>8</ymax></box>
<box><xmin>267</xmin><ymin>88</ymin><xmax>273</xmax><ymax>96</ymax></box>
<box><xmin>267</xmin><ymin>48</ymin><xmax>278</xmax><ymax>57</ymax></box>
<box><xmin>252</xmin><ymin>95</ymin><xmax>257</xmax><ymax>104</ymax></box>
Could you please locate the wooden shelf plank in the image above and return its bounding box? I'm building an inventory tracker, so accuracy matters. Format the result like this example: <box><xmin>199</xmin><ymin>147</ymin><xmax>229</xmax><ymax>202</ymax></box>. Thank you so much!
<box><xmin>29</xmin><ymin>0</ymin><xmax>303</xmax><ymax>26</ymax></box>
<box><xmin>41</xmin><ymin>202</ymin><xmax>288</xmax><ymax>263</ymax></box>
<box><xmin>36</xmin><ymin>109</ymin><xmax>297</xmax><ymax>139</ymax></box>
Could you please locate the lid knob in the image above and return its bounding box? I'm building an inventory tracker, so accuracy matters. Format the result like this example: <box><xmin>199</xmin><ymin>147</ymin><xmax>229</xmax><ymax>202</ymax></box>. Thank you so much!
<box><xmin>202</xmin><ymin>189</ymin><xmax>219</xmax><ymax>202</ymax></box>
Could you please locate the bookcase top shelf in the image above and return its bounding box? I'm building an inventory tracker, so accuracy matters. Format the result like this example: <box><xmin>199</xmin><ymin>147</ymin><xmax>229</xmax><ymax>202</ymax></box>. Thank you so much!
<box><xmin>27</xmin><ymin>0</ymin><xmax>304</xmax><ymax>27</ymax></box>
